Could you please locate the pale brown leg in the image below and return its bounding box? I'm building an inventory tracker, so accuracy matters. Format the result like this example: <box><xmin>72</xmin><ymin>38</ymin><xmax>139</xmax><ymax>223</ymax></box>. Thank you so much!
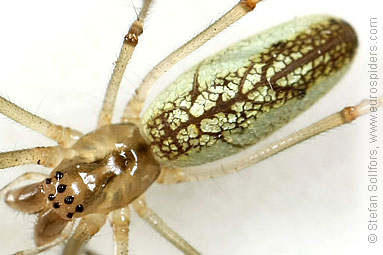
<box><xmin>0</xmin><ymin>146</ymin><xmax>65</xmax><ymax>170</ymax></box>
<box><xmin>62</xmin><ymin>214</ymin><xmax>107</xmax><ymax>255</ymax></box>
<box><xmin>0</xmin><ymin>172</ymin><xmax>47</xmax><ymax>199</ymax></box>
<box><xmin>132</xmin><ymin>197</ymin><xmax>200</xmax><ymax>255</ymax></box>
<box><xmin>122</xmin><ymin>0</ymin><xmax>262</xmax><ymax>123</ymax></box>
<box><xmin>109</xmin><ymin>207</ymin><xmax>131</xmax><ymax>255</ymax></box>
<box><xmin>0</xmin><ymin>96</ymin><xmax>82</xmax><ymax>147</ymax></box>
<box><xmin>97</xmin><ymin>0</ymin><xmax>153</xmax><ymax>127</ymax></box>
<box><xmin>157</xmin><ymin>97</ymin><xmax>381</xmax><ymax>183</ymax></box>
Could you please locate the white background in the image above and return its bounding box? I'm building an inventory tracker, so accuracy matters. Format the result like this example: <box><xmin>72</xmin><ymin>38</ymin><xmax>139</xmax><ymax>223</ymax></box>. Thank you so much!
<box><xmin>0</xmin><ymin>0</ymin><xmax>382</xmax><ymax>254</ymax></box>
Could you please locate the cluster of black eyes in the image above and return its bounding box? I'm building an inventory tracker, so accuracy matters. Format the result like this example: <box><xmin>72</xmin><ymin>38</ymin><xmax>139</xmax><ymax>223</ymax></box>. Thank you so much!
<box><xmin>46</xmin><ymin>171</ymin><xmax>84</xmax><ymax>218</ymax></box>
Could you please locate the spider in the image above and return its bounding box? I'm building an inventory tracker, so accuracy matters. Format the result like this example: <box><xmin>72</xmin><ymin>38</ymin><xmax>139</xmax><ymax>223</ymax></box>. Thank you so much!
<box><xmin>0</xmin><ymin>0</ymin><xmax>381</xmax><ymax>254</ymax></box>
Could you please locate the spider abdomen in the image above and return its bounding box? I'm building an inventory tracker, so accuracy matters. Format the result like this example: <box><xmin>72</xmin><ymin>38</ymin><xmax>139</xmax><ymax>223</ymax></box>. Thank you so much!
<box><xmin>142</xmin><ymin>15</ymin><xmax>357</xmax><ymax>167</ymax></box>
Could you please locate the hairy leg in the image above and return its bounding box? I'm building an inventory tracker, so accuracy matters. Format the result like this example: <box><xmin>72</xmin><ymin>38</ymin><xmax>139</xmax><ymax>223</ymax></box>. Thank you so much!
<box><xmin>0</xmin><ymin>146</ymin><xmax>65</xmax><ymax>170</ymax></box>
<box><xmin>132</xmin><ymin>197</ymin><xmax>200</xmax><ymax>255</ymax></box>
<box><xmin>97</xmin><ymin>0</ymin><xmax>153</xmax><ymax>127</ymax></box>
<box><xmin>0</xmin><ymin>96</ymin><xmax>81</xmax><ymax>147</ymax></box>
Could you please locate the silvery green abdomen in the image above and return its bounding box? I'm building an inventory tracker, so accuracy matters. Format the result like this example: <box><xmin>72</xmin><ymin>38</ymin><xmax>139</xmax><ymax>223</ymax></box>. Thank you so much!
<box><xmin>141</xmin><ymin>15</ymin><xmax>358</xmax><ymax>167</ymax></box>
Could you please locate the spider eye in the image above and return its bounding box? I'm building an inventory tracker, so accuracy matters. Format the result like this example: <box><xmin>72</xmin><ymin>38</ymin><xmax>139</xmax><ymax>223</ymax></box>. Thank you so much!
<box><xmin>57</xmin><ymin>184</ymin><xmax>67</xmax><ymax>193</ymax></box>
<box><xmin>75</xmin><ymin>204</ymin><xmax>84</xmax><ymax>213</ymax></box>
<box><xmin>64</xmin><ymin>196</ymin><xmax>74</xmax><ymax>204</ymax></box>
<box><xmin>55</xmin><ymin>171</ymin><xmax>64</xmax><ymax>180</ymax></box>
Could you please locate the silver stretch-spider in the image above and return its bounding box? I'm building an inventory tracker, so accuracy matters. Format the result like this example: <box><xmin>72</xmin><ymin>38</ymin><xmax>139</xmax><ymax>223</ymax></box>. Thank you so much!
<box><xmin>0</xmin><ymin>0</ymin><xmax>380</xmax><ymax>254</ymax></box>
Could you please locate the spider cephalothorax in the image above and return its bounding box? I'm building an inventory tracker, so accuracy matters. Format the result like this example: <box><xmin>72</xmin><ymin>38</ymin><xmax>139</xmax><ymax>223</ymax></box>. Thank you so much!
<box><xmin>42</xmin><ymin>125</ymin><xmax>160</xmax><ymax>218</ymax></box>
<box><xmin>5</xmin><ymin>123</ymin><xmax>161</xmax><ymax>247</ymax></box>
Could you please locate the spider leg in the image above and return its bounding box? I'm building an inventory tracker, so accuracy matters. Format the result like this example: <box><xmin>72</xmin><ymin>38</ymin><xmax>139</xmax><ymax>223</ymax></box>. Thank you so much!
<box><xmin>0</xmin><ymin>146</ymin><xmax>65</xmax><ymax>170</ymax></box>
<box><xmin>132</xmin><ymin>196</ymin><xmax>200</xmax><ymax>255</ymax></box>
<box><xmin>157</xmin><ymin>96</ymin><xmax>382</xmax><ymax>183</ymax></box>
<box><xmin>62</xmin><ymin>213</ymin><xmax>107</xmax><ymax>255</ymax></box>
<box><xmin>109</xmin><ymin>207</ymin><xmax>131</xmax><ymax>255</ymax></box>
<box><xmin>122</xmin><ymin>0</ymin><xmax>262</xmax><ymax>123</ymax></box>
<box><xmin>0</xmin><ymin>96</ymin><xmax>82</xmax><ymax>147</ymax></box>
<box><xmin>0</xmin><ymin>172</ymin><xmax>47</xmax><ymax>199</ymax></box>
<box><xmin>97</xmin><ymin>0</ymin><xmax>153</xmax><ymax>127</ymax></box>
